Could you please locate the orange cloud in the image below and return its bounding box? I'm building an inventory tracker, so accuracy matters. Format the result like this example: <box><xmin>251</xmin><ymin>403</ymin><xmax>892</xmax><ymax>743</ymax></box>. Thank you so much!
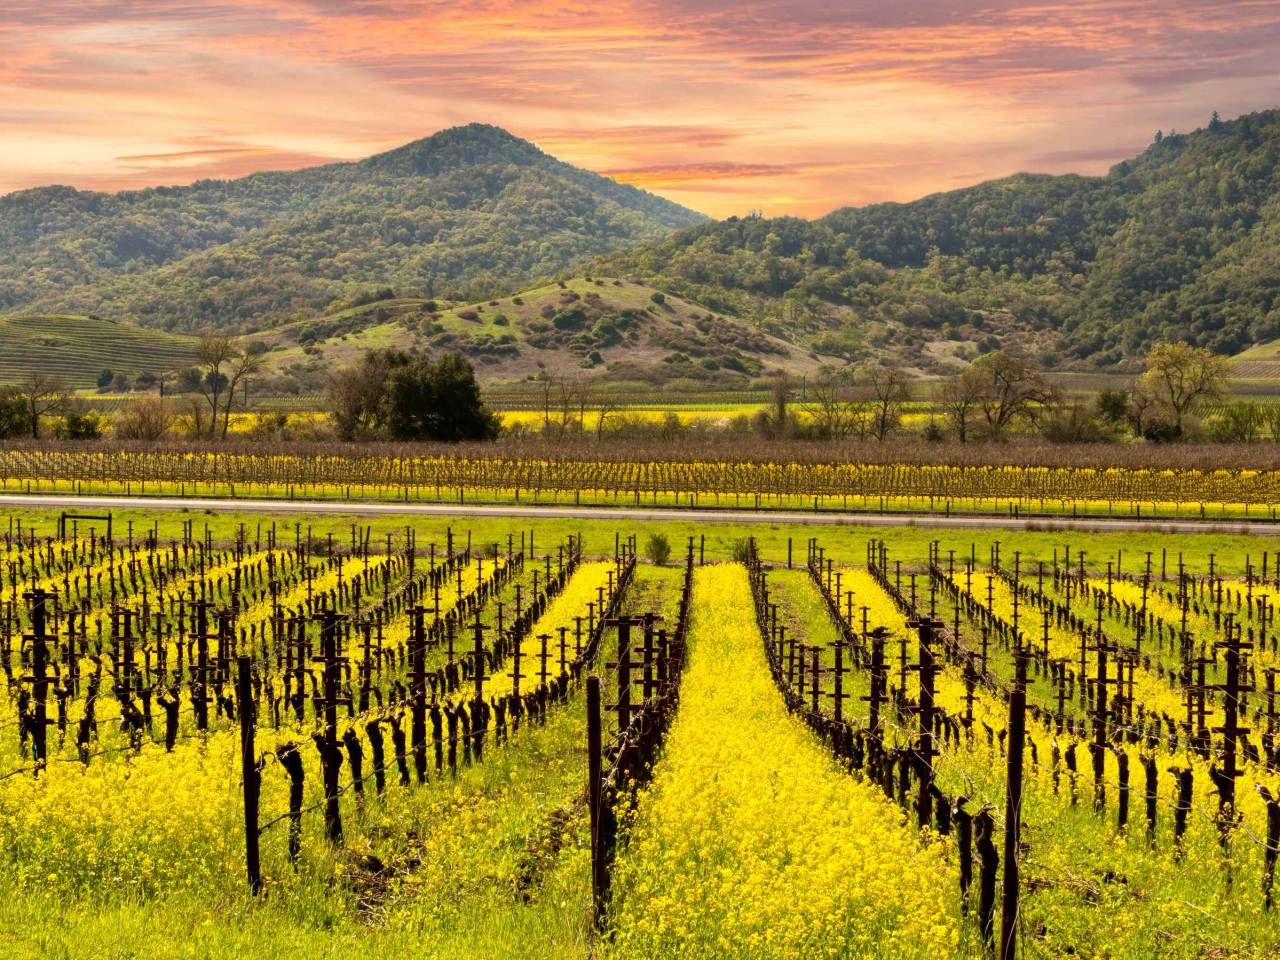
<box><xmin>2</xmin><ymin>1</ymin><xmax>1280</xmax><ymax>217</ymax></box>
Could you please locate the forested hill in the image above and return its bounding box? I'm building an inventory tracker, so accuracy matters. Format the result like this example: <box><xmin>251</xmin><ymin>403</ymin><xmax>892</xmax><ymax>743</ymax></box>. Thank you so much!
<box><xmin>0</xmin><ymin>124</ymin><xmax>706</xmax><ymax>332</ymax></box>
<box><xmin>600</xmin><ymin>109</ymin><xmax>1280</xmax><ymax>368</ymax></box>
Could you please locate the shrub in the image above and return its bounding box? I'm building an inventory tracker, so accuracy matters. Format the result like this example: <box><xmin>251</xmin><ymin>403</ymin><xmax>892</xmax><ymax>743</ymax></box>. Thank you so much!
<box><xmin>55</xmin><ymin>407</ymin><xmax>104</xmax><ymax>441</ymax></box>
<box><xmin>645</xmin><ymin>533</ymin><xmax>671</xmax><ymax>566</ymax></box>
<box><xmin>114</xmin><ymin>398</ymin><xmax>175</xmax><ymax>441</ymax></box>
<box><xmin>730</xmin><ymin>538</ymin><xmax>753</xmax><ymax>563</ymax></box>
<box><xmin>650</xmin><ymin>291</ymin><xmax>666</xmax><ymax>305</ymax></box>
<box><xmin>552</xmin><ymin>306</ymin><xmax>587</xmax><ymax>330</ymax></box>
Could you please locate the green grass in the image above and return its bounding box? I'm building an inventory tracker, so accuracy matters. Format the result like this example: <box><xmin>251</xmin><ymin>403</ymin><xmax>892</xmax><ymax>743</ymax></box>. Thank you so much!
<box><xmin>0</xmin><ymin>315</ymin><xmax>196</xmax><ymax>388</ymax></box>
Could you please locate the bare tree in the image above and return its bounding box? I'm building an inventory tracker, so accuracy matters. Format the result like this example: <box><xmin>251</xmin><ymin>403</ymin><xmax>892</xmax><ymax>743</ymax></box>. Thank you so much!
<box><xmin>194</xmin><ymin>336</ymin><xmax>237</xmax><ymax>441</ymax></box>
<box><xmin>219</xmin><ymin>347</ymin><xmax>266</xmax><ymax>439</ymax></box>
<box><xmin>973</xmin><ymin>351</ymin><xmax>1054</xmax><ymax>439</ymax></box>
<box><xmin>17</xmin><ymin>373</ymin><xmax>69</xmax><ymax>440</ymax></box>
<box><xmin>1139</xmin><ymin>341</ymin><xmax>1229</xmax><ymax>437</ymax></box>
<box><xmin>865</xmin><ymin>365</ymin><xmax>911</xmax><ymax>442</ymax></box>
<box><xmin>801</xmin><ymin>376</ymin><xmax>867</xmax><ymax>439</ymax></box>
<box><xmin>936</xmin><ymin>365</ymin><xmax>985</xmax><ymax>443</ymax></box>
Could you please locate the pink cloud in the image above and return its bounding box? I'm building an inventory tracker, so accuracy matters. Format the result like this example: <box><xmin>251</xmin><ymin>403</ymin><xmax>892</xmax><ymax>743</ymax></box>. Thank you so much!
<box><xmin>1</xmin><ymin>0</ymin><xmax>1279</xmax><ymax>217</ymax></box>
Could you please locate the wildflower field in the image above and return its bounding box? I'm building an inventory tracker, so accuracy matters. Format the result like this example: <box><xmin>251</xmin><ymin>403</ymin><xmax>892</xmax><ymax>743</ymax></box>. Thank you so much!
<box><xmin>0</xmin><ymin>504</ymin><xmax>1275</xmax><ymax>958</ymax></box>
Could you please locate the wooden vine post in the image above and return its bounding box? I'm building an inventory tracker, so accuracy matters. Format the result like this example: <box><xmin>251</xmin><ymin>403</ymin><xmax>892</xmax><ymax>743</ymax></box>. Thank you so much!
<box><xmin>237</xmin><ymin>655</ymin><xmax>262</xmax><ymax>894</ymax></box>
<box><xmin>586</xmin><ymin>676</ymin><xmax>607</xmax><ymax>926</ymax></box>
<box><xmin>908</xmin><ymin>617</ymin><xmax>942</xmax><ymax>829</ymax></box>
<box><xmin>314</xmin><ymin>608</ymin><xmax>345</xmax><ymax>844</ymax></box>
<box><xmin>24</xmin><ymin>588</ymin><xmax>51</xmax><ymax>774</ymax></box>
<box><xmin>1000</xmin><ymin>642</ymin><xmax>1030</xmax><ymax>960</ymax></box>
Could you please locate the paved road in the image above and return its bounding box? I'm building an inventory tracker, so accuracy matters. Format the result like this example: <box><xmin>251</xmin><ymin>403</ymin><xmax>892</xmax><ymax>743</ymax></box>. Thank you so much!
<box><xmin>1</xmin><ymin>492</ymin><xmax>1276</xmax><ymax>535</ymax></box>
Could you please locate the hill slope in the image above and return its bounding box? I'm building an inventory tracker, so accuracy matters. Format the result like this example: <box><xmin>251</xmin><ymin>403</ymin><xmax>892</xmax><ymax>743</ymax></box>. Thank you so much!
<box><xmin>0</xmin><ymin>125</ymin><xmax>705</xmax><ymax>332</ymax></box>
<box><xmin>0</xmin><ymin>315</ymin><xmax>196</xmax><ymax>387</ymax></box>
<box><xmin>599</xmin><ymin>109</ymin><xmax>1280</xmax><ymax>368</ymax></box>
<box><xmin>253</xmin><ymin>277</ymin><xmax>831</xmax><ymax>390</ymax></box>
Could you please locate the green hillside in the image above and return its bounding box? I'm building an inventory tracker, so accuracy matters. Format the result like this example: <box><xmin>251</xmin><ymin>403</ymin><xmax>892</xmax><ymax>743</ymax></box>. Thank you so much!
<box><xmin>255</xmin><ymin>277</ymin><xmax>831</xmax><ymax>389</ymax></box>
<box><xmin>0</xmin><ymin>124</ymin><xmax>705</xmax><ymax>332</ymax></box>
<box><xmin>599</xmin><ymin>109</ymin><xmax>1280</xmax><ymax>369</ymax></box>
<box><xmin>0</xmin><ymin>315</ymin><xmax>196</xmax><ymax>387</ymax></box>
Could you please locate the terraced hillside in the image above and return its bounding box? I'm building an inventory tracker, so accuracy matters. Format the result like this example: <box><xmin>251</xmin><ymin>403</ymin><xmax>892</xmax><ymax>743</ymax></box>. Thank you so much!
<box><xmin>0</xmin><ymin>314</ymin><xmax>196</xmax><ymax>387</ymax></box>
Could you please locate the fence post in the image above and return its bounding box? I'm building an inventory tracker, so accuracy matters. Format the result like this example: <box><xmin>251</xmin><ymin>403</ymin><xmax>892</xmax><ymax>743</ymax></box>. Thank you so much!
<box><xmin>238</xmin><ymin>656</ymin><xmax>261</xmax><ymax>894</ymax></box>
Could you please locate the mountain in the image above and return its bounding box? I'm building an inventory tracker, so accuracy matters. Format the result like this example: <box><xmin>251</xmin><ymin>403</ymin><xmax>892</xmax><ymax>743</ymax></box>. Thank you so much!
<box><xmin>0</xmin><ymin>124</ymin><xmax>705</xmax><ymax>332</ymax></box>
<box><xmin>599</xmin><ymin>109</ymin><xmax>1280</xmax><ymax>369</ymax></box>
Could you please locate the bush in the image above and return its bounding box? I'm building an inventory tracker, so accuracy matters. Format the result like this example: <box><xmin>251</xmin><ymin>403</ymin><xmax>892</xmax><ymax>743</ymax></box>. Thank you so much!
<box><xmin>552</xmin><ymin>306</ymin><xmax>587</xmax><ymax>330</ymax></box>
<box><xmin>0</xmin><ymin>390</ymin><xmax>31</xmax><ymax>438</ymax></box>
<box><xmin>644</xmin><ymin>533</ymin><xmax>671</xmax><ymax>566</ymax></box>
<box><xmin>730</xmin><ymin>538</ymin><xmax>753</xmax><ymax>563</ymax></box>
<box><xmin>114</xmin><ymin>398</ymin><xmax>175</xmax><ymax>441</ymax></box>
<box><xmin>650</xmin><ymin>291</ymin><xmax>666</xmax><ymax>305</ymax></box>
<box><xmin>55</xmin><ymin>407</ymin><xmax>104</xmax><ymax>440</ymax></box>
<box><xmin>491</xmin><ymin>313</ymin><xmax>509</xmax><ymax>326</ymax></box>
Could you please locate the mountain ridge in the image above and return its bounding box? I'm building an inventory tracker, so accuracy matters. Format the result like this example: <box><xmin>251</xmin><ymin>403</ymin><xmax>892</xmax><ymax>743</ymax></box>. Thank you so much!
<box><xmin>0</xmin><ymin>124</ymin><xmax>706</xmax><ymax>329</ymax></box>
<box><xmin>597</xmin><ymin>108</ymin><xmax>1280</xmax><ymax>367</ymax></box>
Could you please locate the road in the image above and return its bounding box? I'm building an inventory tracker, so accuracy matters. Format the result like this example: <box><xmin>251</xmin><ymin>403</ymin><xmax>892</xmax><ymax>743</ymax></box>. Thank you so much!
<box><xmin>1</xmin><ymin>492</ymin><xmax>1276</xmax><ymax>535</ymax></box>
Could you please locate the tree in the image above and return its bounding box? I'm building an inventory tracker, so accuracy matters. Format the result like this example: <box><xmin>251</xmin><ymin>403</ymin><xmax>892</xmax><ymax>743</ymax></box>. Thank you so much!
<box><xmin>327</xmin><ymin>350</ymin><xmax>405</xmax><ymax>440</ymax></box>
<box><xmin>864</xmin><ymin>365</ymin><xmax>910</xmax><ymax>442</ymax></box>
<box><xmin>801</xmin><ymin>376</ymin><xmax>867</xmax><ymax>439</ymax></box>
<box><xmin>97</xmin><ymin>369</ymin><xmax>114</xmax><ymax>390</ymax></box>
<box><xmin>936</xmin><ymin>366</ymin><xmax>986</xmax><ymax>443</ymax></box>
<box><xmin>53</xmin><ymin>401</ymin><xmax>104</xmax><ymax>440</ymax></box>
<box><xmin>1138</xmin><ymin>341</ymin><xmax>1229</xmax><ymax>437</ymax></box>
<box><xmin>194</xmin><ymin>337</ymin><xmax>237</xmax><ymax>440</ymax></box>
<box><xmin>328</xmin><ymin>350</ymin><xmax>499</xmax><ymax>443</ymax></box>
<box><xmin>219</xmin><ymin>347</ymin><xmax>265</xmax><ymax>439</ymax></box>
<box><xmin>385</xmin><ymin>353</ymin><xmax>500</xmax><ymax>442</ymax></box>
<box><xmin>1095</xmin><ymin>388</ymin><xmax>1130</xmax><ymax>425</ymax></box>
<box><xmin>16</xmin><ymin>373</ymin><xmax>69</xmax><ymax>440</ymax></box>
<box><xmin>0</xmin><ymin>389</ymin><xmax>31</xmax><ymax>439</ymax></box>
<box><xmin>972</xmin><ymin>352</ymin><xmax>1053</xmax><ymax>439</ymax></box>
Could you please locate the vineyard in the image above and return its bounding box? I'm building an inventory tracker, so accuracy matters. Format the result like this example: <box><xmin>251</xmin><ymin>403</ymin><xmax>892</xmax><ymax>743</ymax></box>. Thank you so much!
<box><xmin>6</xmin><ymin>446</ymin><xmax>1280</xmax><ymax>520</ymax></box>
<box><xmin>0</xmin><ymin>508</ymin><xmax>1276</xmax><ymax>958</ymax></box>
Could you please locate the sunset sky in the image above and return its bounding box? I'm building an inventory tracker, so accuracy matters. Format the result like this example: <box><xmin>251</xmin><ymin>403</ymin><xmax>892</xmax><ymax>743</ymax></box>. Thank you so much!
<box><xmin>4</xmin><ymin>1</ymin><xmax>1280</xmax><ymax>218</ymax></box>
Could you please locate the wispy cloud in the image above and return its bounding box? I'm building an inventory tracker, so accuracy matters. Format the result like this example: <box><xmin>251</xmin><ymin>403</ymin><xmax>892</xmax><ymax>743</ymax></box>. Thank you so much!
<box><xmin>2</xmin><ymin>0</ymin><xmax>1279</xmax><ymax>215</ymax></box>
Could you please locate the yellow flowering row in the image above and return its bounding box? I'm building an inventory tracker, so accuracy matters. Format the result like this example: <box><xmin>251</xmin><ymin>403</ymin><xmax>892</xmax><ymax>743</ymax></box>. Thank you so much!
<box><xmin>606</xmin><ymin>565</ymin><xmax>958</xmax><ymax>960</ymax></box>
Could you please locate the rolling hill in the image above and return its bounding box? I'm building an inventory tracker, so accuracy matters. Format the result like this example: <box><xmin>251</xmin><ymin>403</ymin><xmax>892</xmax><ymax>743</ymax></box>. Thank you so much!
<box><xmin>598</xmin><ymin>109</ymin><xmax>1280</xmax><ymax>369</ymax></box>
<box><xmin>0</xmin><ymin>124</ymin><xmax>705</xmax><ymax>332</ymax></box>
<box><xmin>253</xmin><ymin>276</ymin><xmax>831</xmax><ymax>390</ymax></box>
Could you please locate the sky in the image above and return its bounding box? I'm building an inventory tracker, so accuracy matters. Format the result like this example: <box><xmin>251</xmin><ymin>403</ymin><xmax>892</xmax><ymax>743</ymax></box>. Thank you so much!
<box><xmin>4</xmin><ymin>1</ymin><xmax>1280</xmax><ymax>218</ymax></box>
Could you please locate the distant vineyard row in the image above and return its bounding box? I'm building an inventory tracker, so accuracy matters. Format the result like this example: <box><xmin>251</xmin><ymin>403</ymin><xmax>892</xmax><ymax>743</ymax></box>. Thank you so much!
<box><xmin>2</xmin><ymin>447</ymin><xmax>1279</xmax><ymax>519</ymax></box>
